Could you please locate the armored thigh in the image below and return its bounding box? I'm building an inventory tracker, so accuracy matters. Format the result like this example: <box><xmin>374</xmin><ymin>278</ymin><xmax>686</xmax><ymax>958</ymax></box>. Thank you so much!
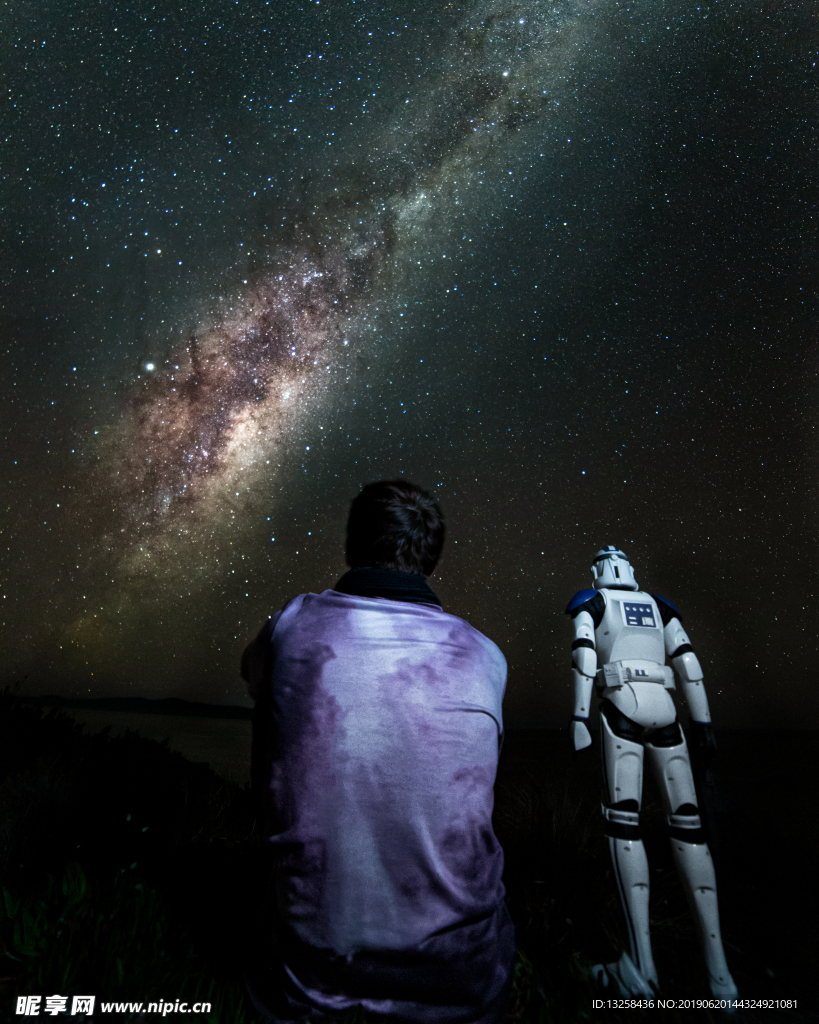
<box><xmin>644</xmin><ymin>721</ymin><xmax>701</xmax><ymax>835</ymax></box>
<box><xmin>600</xmin><ymin>700</ymin><xmax>645</xmax><ymax>812</ymax></box>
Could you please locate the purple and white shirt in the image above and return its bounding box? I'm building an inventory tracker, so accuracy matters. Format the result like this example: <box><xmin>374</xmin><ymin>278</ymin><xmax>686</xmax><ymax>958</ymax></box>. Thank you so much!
<box><xmin>248</xmin><ymin>588</ymin><xmax>514</xmax><ymax>1022</ymax></box>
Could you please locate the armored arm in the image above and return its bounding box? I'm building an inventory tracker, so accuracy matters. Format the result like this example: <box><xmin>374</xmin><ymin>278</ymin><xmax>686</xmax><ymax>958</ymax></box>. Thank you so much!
<box><xmin>655</xmin><ymin>595</ymin><xmax>716</xmax><ymax>758</ymax></box>
<box><xmin>565</xmin><ymin>589</ymin><xmax>606</xmax><ymax>751</ymax></box>
<box><xmin>663</xmin><ymin>615</ymin><xmax>710</xmax><ymax>723</ymax></box>
<box><xmin>570</xmin><ymin>609</ymin><xmax>596</xmax><ymax>750</ymax></box>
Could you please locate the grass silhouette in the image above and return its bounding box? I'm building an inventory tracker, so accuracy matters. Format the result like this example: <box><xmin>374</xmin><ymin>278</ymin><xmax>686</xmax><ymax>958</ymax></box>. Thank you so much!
<box><xmin>0</xmin><ymin>694</ymin><xmax>810</xmax><ymax>1022</ymax></box>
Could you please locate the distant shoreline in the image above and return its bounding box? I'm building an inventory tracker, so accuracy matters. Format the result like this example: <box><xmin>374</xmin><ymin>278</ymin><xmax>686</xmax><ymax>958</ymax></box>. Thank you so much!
<box><xmin>22</xmin><ymin>694</ymin><xmax>254</xmax><ymax>720</ymax></box>
<box><xmin>15</xmin><ymin>695</ymin><xmax>818</xmax><ymax>731</ymax></box>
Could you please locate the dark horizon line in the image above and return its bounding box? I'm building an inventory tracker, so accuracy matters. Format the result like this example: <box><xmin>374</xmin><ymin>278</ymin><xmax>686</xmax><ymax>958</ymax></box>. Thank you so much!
<box><xmin>7</xmin><ymin>694</ymin><xmax>817</xmax><ymax>731</ymax></box>
<box><xmin>14</xmin><ymin>694</ymin><xmax>254</xmax><ymax>720</ymax></box>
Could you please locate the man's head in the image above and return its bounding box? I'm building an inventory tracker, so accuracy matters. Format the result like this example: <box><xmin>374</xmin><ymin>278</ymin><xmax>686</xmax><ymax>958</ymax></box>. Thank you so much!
<box><xmin>346</xmin><ymin>480</ymin><xmax>445</xmax><ymax>577</ymax></box>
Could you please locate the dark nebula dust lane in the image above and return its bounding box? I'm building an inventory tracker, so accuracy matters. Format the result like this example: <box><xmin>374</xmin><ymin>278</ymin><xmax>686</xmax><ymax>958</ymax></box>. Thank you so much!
<box><xmin>2</xmin><ymin>0</ymin><xmax>816</xmax><ymax>724</ymax></box>
<box><xmin>116</xmin><ymin>243</ymin><xmax>384</xmax><ymax>530</ymax></box>
<box><xmin>109</xmin><ymin>0</ymin><xmax>596</xmax><ymax>545</ymax></box>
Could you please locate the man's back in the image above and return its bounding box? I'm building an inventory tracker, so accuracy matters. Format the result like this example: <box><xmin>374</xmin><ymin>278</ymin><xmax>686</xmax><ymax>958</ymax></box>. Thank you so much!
<box><xmin>252</xmin><ymin>588</ymin><xmax>514</xmax><ymax>1022</ymax></box>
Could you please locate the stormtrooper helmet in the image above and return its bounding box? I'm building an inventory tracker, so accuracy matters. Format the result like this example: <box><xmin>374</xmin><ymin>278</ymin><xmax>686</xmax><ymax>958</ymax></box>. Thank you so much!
<box><xmin>591</xmin><ymin>546</ymin><xmax>639</xmax><ymax>591</ymax></box>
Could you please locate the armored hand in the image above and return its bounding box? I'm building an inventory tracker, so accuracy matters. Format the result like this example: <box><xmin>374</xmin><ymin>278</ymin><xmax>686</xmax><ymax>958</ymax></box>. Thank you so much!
<box><xmin>569</xmin><ymin>716</ymin><xmax>593</xmax><ymax>751</ymax></box>
<box><xmin>688</xmin><ymin>719</ymin><xmax>717</xmax><ymax>768</ymax></box>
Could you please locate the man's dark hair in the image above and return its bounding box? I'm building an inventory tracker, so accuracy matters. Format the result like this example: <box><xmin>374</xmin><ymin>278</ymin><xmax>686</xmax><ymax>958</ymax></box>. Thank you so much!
<box><xmin>346</xmin><ymin>480</ymin><xmax>445</xmax><ymax>577</ymax></box>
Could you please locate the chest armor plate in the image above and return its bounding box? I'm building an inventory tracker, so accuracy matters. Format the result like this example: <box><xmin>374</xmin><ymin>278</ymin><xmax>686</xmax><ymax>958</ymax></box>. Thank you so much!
<box><xmin>595</xmin><ymin>590</ymin><xmax>665</xmax><ymax>666</ymax></box>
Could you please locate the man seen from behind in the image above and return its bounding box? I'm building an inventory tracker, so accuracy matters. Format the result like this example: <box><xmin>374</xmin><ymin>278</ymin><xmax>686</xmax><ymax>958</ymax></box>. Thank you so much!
<box><xmin>242</xmin><ymin>479</ymin><xmax>515</xmax><ymax>1024</ymax></box>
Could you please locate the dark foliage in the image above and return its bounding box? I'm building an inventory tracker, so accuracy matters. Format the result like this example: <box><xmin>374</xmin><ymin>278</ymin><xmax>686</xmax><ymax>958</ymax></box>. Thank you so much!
<box><xmin>0</xmin><ymin>693</ymin><xmax>257</xmax><ymax>1021</ymax></box>
<box><xmin>0</xmin><ymin>697</ymin><xmax>814</xmax><ymax>1023</ymax></box>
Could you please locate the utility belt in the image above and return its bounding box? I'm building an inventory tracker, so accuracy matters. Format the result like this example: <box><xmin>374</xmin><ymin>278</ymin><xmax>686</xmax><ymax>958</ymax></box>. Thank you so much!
<box><xmin>596</xmin><ymin>659</ymin><xmax>675</xmax><ymax>690</ymax></box>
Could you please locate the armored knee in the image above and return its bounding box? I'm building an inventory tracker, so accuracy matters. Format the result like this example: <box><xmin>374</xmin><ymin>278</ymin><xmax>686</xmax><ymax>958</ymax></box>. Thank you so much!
<box><xmin>668</xmin><ymin>802</ymin><xmax>705</xmax><ymax>844</ymax></box>
<box><xmin>603</xmin><ymin>799</ymin><xmax>641</xmax><ymax>840</ymax></box>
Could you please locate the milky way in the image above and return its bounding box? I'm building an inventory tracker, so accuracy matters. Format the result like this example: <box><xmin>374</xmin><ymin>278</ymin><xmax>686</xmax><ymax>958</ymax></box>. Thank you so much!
<box><xmin>108</xmin><ymin>0</ymin><xmax>593</xmax><ymax>551</ymax></box>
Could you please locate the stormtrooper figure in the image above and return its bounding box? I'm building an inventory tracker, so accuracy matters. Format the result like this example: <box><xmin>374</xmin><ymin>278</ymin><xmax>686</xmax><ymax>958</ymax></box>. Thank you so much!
<box><xmin>567</xmin><ymin>546</ymin><xmax>737</xmax><ymax>1000</ymax></box>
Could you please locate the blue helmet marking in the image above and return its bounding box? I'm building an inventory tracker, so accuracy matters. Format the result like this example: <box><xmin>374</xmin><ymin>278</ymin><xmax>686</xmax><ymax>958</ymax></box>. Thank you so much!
<box><xmin>565</xmin><ymin>589</ymin><xmax>598</xmax><ymax>615</ymax></box>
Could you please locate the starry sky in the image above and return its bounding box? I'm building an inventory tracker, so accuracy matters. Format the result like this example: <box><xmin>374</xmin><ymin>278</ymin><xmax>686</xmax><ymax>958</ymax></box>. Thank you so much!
<box><xmin>2</xmin><ymin>0</ymin><xmax>816</xmax><ymax>727</ymax></box>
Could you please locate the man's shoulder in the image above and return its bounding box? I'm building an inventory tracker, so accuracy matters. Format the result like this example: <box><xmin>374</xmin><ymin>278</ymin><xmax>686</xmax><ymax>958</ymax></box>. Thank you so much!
<box><xmin>433</xmin><ymin>609</ymin><xmax>507</xmax><ymax>681</ymax></box>
<box><xmin>280</xmin><ymin>592</ymin><xmax>505</xmax><ymax>665</ymax></box>
<box><xmin>270</xmin><ymin>592</ymin><xmax>309</xmax><ymax>624</ymax></box>
<box><xmin>443</xmin><ymin>608</ymin><xmax>503</xmax><ymax>648</ymax></box>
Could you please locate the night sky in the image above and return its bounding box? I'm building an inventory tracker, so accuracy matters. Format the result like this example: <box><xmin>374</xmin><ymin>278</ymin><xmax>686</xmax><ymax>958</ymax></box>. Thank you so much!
<box><xmin>2</xmin><ymin>0</ymin><xmax>816</xmax><ymax>727</ymax></box>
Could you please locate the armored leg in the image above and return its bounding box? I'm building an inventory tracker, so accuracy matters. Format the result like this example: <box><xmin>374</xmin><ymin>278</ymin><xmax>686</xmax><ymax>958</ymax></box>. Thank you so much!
<box><xmin>598</xmin><ymin>701</ymin><xmax>657</xmax><ymax>994</ymax></box>
<box><xmin>646</xmin><ymin>726</ymin><xmax>737</xmax><ymax>999</ymax></box>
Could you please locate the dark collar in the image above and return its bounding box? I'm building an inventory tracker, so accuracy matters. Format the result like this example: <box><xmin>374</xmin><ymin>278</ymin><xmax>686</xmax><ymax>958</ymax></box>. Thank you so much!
<box><xmin>333</xmin><ymin>566</ymin><xmax>442</xmax><ymax>607</ymax></box>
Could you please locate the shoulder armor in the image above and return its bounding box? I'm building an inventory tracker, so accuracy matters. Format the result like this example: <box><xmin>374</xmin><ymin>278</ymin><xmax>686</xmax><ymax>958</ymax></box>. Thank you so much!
<box><xmin>651</xmin><ymin>594</ymin><xmax>682</xmax><ymax>626</ymax></box>
<box><xmin>565</xmin><ymin>589</ymin><xmax>606</xmax><ymax>628</ymax></box>
<box><xmin>565</xmin><ymin>589</ymin><xmax>597</xmax><ymax>614</ymax></box>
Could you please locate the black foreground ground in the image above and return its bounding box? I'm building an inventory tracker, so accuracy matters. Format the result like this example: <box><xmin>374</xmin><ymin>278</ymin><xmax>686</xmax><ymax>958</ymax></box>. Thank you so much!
<box><xmin>0</xmin><ymin>694</ymin><xmax>815</xmax><ymax>1023</ymax></box>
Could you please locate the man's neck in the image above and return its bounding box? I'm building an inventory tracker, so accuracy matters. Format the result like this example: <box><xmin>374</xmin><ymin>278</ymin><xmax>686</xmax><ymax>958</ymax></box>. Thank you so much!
<box><xmin>334</xmin><ymin>566</ymin><xmax>442</xmax><ymax>607</ymax></box>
